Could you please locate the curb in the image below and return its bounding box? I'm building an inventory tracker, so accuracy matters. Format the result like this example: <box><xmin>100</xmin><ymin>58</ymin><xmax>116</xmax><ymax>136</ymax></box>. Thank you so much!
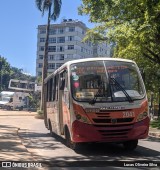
<box><xmin>149</xmin><ymin>132</ymin><xmax>160</xmax><ymax>138</ymax></box>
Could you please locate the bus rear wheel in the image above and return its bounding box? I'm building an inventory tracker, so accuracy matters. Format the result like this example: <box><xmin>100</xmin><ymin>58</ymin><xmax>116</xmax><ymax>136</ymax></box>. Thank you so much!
<box><xmin>64</xmin><ymin>127</ymin><xmax>81</xmax><ymax>150</ymax></box>
<box><xmin>48</xmin><ymin>120</ymin><xmax>54</xmax><ymax>137</ymax></box>
<box><xmin>123</xmin><ymin>139</ymin><xmax>138</xmax><ymax>151</ymax></box>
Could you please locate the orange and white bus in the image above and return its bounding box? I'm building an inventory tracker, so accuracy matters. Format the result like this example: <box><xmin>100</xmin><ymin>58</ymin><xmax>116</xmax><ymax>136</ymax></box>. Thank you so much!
<box><xmin>44</xmin><ymin>58</ymin><xmax>149</xmax><ymax>150</ymax></box>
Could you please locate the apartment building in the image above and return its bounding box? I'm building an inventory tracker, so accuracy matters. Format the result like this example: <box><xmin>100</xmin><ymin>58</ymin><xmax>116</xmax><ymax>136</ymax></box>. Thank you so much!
<box><xmin>36</xmin><ymin>19</ymin><xmax>111</xmax><ymax>76</ymax></box>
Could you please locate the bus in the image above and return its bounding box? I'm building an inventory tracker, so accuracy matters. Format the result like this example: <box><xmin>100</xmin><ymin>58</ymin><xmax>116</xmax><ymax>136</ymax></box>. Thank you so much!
<box><xmin>44</xmin><ymin>58</ymin><xmax>149</xmax><ymax>150</ymax></box>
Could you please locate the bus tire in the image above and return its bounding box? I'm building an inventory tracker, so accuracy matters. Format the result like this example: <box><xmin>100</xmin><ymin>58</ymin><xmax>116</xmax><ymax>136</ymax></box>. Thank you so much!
<box><xmin>48</xmin><ymin>120</ymin><xmax>54</xmax><ymax>137</ymax></box>
<box><xmin>64</xmin><ymin>126</ymin><xmax>81</xmax><ymax>150</ymax></box>
<box><xmin>123</xmin><ymin>139</ymin><xmax>138</xmax><ymax>151</ymax></box>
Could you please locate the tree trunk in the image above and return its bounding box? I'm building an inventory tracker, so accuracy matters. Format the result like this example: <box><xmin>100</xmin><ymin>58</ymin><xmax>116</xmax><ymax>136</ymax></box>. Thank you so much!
<box><xmin>41</xmin><ymin>4</ymin><xmax>51</xmax><ymax>127</ymax></box>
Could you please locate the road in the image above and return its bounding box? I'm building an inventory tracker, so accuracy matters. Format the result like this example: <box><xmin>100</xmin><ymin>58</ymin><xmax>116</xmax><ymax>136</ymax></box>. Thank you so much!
<box><xmin>0</xmin><ymin>110</ymin><xmax>160</xmax><ymax>169</ymax></box>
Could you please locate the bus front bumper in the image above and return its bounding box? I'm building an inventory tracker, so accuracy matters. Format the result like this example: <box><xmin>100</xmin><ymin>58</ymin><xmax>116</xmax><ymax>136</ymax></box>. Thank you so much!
<box><xmin>72</xmin><ymin>117</ymin><xmax>150</xmax><ymax>143</ymax></box>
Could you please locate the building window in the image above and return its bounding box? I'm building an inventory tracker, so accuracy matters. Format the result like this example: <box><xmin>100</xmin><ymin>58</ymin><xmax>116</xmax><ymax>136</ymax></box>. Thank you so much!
<box><xmin>68</xmin><ymin>36</ymin><xmax>74</xmax><ymax>41</ymax></box>
<box><xmin>38</xmin><ymin>63</ymin><xmax>43</xmax><ymax>68</ymax></box>
<box><xmin>38</xmin><ymin>72</ymin><xmax>42</xmax><ymax>76</ymax></box>
<box><xmin>56</xmin><ymin>63</ymin><xmax>63</xmax><ymax>69</ymax></box>
<box><xmin>40</xmin><ymin>46</ymin><xmax>44</xmax><ymax>51</ymax></box>
<box><xmin>48</xmin><ymin>63</ymin><xmax>55</xmax><ymax>69</ymax></box>
<box><xmin>68</xmin><ymin>45</ymin><xmax>74</xmax><ymax>50</ymax></box>
<box><xmin>57</xmin><ymin>54</ymin><xmax>64</xmax><ymax>60</ymax></box>
<box><xmin>49</xmin><ymin>29</ymin><xmax>56</xmax><ymax>35</ymax></box>
<box><xmin>40</xmin><ymin>38</ymin><xmax>45</xmax><ymax>42</ymax></box>
<box><xmin>57</xmin><ymin>46</ymin><xmax>64</xmax><ymax>52</ymax></box>
<box><xmin>48</xmin><ymin>46</ymin><xmax>56</xmax><ymax>52</ymax></box>
<box><xmin>57</xmin><ymin>37</ymin><xmax>65</xmax><ymax>43</ymax></box>
<box><xmin>69</xmin><ymin>27</ymin><xmax>75</xmax><ymax>32</ymax></box>
<box><xmin>39</xmin><ymin>55</ymin><xmax>43</xmax><ymax>59</ymax></box>
<box><xmin>49</xmin><ymin>55</ymin><xmax>55</xmax><ymax>60</ymax></box>
<box><xmin>67</xmin><ymin>54</ymin><xmax>73</xmax><ymax>59</ymax></box>
<box><xmin>58</xmin><ymin>28</ymin><xmax>64</xmax><ymax>34</ymax></box>
<box><xmin>81</xmin><ymin>47</ymin><xmax>84</xmax><ymax>52</ymax></box>
<box><xmin>49</xmin><ymin>37</ymin><xmax>56</xmax><ymax>43</ymax></box>
<box><xmin>40</xmin><ymin>29</ymin><xmax>46</xmax><ymax>34</ymax></box>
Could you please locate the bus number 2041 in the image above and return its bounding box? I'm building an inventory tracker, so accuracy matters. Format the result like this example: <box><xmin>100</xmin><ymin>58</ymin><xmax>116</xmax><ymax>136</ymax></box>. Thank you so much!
<box><xmin>123</xmin><ymin>111</ymin><xmax>135</xmax><ymax>117</ymax></box>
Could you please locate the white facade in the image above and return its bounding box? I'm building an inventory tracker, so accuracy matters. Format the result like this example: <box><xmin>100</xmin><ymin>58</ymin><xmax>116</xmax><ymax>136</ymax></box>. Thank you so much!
<box><xmin>36</xmin><ymin>19</ymin><xmax>111</xmax><ymax>76</ymax></box>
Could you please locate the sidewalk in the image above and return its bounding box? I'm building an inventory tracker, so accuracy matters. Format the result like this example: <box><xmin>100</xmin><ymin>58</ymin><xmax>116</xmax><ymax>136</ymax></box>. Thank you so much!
<box><xmin>0</xmin><ymin>110</ymin><xmax>36</xmax><ymax>116</ymax></box>
<box><xmin>149</xmin><ymin>127</ymin><xmax>160</xmax><ymax>138</ymax></box>
<box><xmin>0</xmin><ymin>125</ymin><xmax>34</xmax><ymax>161</ymax></box>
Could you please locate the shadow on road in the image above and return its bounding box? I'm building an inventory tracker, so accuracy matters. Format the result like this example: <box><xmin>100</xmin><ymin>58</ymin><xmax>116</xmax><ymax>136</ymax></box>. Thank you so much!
<box><xmin>18</xmin><ymin>129</ymin><xmax>160</xmax><ymax>168</ymax></box>
<box><xmin>0</xmin><ymin>125</ymin><xmax>33</xmax><ymax>161</ymax></box>
<box><xmin>145</xmin><ymin>136</ymin><xmax>160</xmax><ymax>142</ymax></box>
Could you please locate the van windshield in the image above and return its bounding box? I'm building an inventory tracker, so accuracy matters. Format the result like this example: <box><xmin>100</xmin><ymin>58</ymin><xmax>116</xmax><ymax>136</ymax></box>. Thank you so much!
<box><xmin>1</xmin><ymin>97</ymin><xmax>11</xmax><ymax>102</ymax></box>
<box><xmin>70</xmin><ymin>60</ymin><xmax>145</xmax><ymax>102</ymax></box>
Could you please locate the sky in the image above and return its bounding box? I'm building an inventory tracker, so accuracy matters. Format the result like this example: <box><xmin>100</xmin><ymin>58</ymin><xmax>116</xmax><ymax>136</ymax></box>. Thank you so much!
<box><xmin>0</xmin><ymin>0</ymin><xmax>94</xmax><ymax>76</ymax></box>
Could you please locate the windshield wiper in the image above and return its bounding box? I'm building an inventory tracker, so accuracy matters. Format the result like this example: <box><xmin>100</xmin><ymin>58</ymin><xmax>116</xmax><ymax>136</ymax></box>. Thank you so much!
<box><xmin>110</xmin><ymin>77</ymin><xmax>133</xmax><ymax>103</ymax></box>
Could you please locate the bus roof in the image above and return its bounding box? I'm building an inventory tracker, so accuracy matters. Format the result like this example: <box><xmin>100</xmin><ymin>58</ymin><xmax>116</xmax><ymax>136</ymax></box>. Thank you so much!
<box><xmin>62</xmin><ymin>57</ymin><xmax>134</xmax><ymax>68</ymax></box>
<box><xmin>45</xmin><ymin>57</ymin><xmax>136</xmax><ymax>82</ymax></box>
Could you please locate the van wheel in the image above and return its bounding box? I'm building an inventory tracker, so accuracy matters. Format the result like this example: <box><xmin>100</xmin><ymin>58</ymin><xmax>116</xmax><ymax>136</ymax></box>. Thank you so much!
<box><xmin>123</xmin><ymin>140</ymin><xmax>138</xmax><ymax>151</ymax></box>
<box><xmin>64</xmin><ymin>127</ymin><xmax>81</xmax><ymax>150</ymax></box>
<box><xmin>7</xmin><ymin>106</ymin><xmax>11</xmax><ymax>110</ymax></box>
<box><xmin>19</xmin><ymin>106</ymin><xmax>23</xmax><ymax>111</ymax></box>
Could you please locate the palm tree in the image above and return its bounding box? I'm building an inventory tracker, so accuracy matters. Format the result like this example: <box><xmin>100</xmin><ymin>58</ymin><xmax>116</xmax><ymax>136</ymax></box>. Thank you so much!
<box><xmin>35</xmin><ymin>0</ymin><xmax>62</xmax><ymax>126</ymax></box>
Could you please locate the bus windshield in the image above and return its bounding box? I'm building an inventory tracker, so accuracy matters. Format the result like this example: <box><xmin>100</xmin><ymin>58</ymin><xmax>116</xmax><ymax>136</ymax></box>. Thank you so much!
<box><xmin>70</xmin><ymin>60</ymin><xmax>145</xmax><ymax>102</ymax></box>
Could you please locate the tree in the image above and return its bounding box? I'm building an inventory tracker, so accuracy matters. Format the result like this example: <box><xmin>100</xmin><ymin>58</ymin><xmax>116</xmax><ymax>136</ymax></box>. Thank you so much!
<box><xmin>79</xmin><ymin>0</ymin><xmax>160</xmax><ymax>94</ymax></box>
<box><xmin>79</xmin><ymin>0</ymin><xmax>160</xmax><ymax>64</ymax></box>
<box><xmin>0</xmin><ymin>56</ymin><xmax>36</xmax><ymax>91</ymax></box>
<box><xmin>35</xmin><ymin>0</ymin><xmax>62</xmax><ymax>125</ymax></box>
<box><xmin>0</xmin><ymin>56</ymin><xmax>12</xmax><ymax>91</ymax></box>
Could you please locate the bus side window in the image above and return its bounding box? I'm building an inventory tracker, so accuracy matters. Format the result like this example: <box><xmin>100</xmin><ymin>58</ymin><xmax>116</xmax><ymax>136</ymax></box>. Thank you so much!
<box><xmin>52</xmin><ymin>76</ymin><xmax>56</xmax><ymax>101</ymax></box>
<box><xmin>49</xmin><ymin>78</ymin><xmax>53</xmax><ymax>101</ymax></box>
<box><xmin>60</xmin><ymin>71</ymin><xmax>66</xmax><ymax>90</ymax></box>
<box><xmin>47</xmin><ymin>80</ymin><xmax>50</xmax><ymax>102</ymax></box>
<box><xmin>56</xmin><ymin>74</ymin><xmax>59</xmax><ymax>100</ymax></box>
<box><xmin>65</xmin><ymin>71</ymin><xmax>68</xmax><ymax>89</ymax></box>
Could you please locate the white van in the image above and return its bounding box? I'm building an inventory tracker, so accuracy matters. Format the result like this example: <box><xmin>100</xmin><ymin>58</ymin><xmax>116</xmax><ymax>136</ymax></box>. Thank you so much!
<box><xmin>0</xmin><ymin>91</ymin><xmax>29</xmax><ymax>110</ymax></box>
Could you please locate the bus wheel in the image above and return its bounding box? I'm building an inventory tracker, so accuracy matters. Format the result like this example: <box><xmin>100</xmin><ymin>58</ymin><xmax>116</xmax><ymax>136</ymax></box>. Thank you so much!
<box><xmin>64</xmin><ymin>127</ymin><xmax>81</xmax><ymax>150</ymax></box>
<box><xmin>48</xmin><ymin>120</ymin><xmax>54</xmax><ymax>137</ymax></box>
<box><xmin>123</xmin><ymin>140</ymin><xmax>138</xmax><ymax>151</ymax></box>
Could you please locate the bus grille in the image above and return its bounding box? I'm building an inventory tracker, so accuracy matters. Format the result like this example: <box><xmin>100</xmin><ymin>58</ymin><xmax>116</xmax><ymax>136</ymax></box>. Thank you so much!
<box><xmin>94</xmin><ymin>124</ymin><xmax>133</xmax><ymax>140</ymax></box>
<box><xmin>92</xmin><ymin>118</ymin><xmax>134</xmax><ymax>123</ymax></box>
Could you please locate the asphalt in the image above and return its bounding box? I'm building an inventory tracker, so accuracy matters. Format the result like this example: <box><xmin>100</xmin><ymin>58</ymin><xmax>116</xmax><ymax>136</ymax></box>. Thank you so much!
<box><xmin>0</xmin><ymin>110</ymin><xmax>160</xmax><ymax>162</ymax></box>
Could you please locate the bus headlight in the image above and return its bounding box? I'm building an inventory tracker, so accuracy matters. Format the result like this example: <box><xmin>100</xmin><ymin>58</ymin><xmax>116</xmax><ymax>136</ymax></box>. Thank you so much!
<box><xmin>136</xmin><ymin>112</ymin><xmax>148</xmax><ymax>122</ymax></box>
<box><xmin>74</xmin><ymin>111</ymin><xmax>91</xmax><ymax>124</ymax></box>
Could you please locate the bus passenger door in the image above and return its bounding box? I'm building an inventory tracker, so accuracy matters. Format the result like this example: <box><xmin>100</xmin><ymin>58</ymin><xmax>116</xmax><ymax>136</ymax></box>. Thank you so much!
<box><xmin>59</xmin><ymin>70</ymin><xmax>69</xmax><ymax>135</ymax></box>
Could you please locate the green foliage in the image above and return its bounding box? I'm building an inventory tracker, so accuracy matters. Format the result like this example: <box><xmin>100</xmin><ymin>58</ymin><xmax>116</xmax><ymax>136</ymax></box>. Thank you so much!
<box><xmin>150</xmin><ymin>119</ymin><xmax>160</xmax><ymax>129</ymax></box>
<box><xmin>35</xmin><ymin>0</ymin><xmax>62</xmax><ymax>21</ymax></box>
<box><xmin>37</xmin><ymin>109</ymin><xmax>44</xmax><ymax>115</ymax></box>
<box><xmin>0</xmin><ymin>56</ymin><xmax>36</xmax><ymax>91</ymax></box>
<box><xmin>28</xmin><ymin>92</ymin><xmax>41</xmax><ymax>109</ymax></box>
<box><xmin>79</xmin><ymin>0</ymin><xmax>160</xmax><ymax>93</ymax></box>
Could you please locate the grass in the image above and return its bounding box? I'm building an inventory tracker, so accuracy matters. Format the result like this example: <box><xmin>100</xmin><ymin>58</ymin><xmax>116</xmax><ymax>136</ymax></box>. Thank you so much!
<box><xmin>35</xmin><ymin>109</ymin><xmax>44</xmax><ymax>119</ymax></box>
<box><xmin>150</xmin><ymin>118</ymin><xmax>160</xmax><ymax>129</ymax></box>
